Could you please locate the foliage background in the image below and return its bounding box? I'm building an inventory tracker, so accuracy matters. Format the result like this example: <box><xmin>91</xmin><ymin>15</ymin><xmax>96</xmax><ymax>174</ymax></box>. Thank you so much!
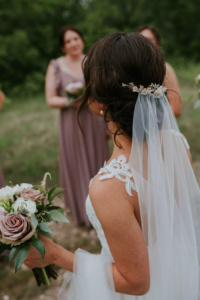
<box><xmin>1</xmin><ymin>0</ymin><xmax>200</xmax><ymax>96</ymax></box>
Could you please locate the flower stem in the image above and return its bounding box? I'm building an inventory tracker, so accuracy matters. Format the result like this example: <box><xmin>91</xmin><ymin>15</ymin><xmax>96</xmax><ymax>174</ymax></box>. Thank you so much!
<box><xmin>41</xmin><ymin>267</ymin><xmax>50</xmax><ymax>286</ymax></box>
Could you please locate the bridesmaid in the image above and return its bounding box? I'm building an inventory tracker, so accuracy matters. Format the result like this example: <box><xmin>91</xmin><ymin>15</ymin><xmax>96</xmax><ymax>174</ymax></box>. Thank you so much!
<box><xmin>45</xmin><ymin>26</ymin><xmax>110</xmax><ymax>226</ymax></box>
<box><xmin>0</xmin><ymin>90</ymin><xmax>5</xmax><ymax>188</ymax></box>
<box><xmin>137</xmin><ymin>25</ymin><xmax>182</xmax><ymax>117</ymax></box>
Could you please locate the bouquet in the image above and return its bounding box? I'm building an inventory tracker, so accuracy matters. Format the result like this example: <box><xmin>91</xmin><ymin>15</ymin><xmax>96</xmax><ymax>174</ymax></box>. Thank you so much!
<box><xmin>0</xmin><ymin>173</ymin><xmax>69</xmax><ymax>286</ymax></box>
<box><xmin>65</xmin><ymin>81</ymin><xmax>84</xmax><ymax>103</ymax></box>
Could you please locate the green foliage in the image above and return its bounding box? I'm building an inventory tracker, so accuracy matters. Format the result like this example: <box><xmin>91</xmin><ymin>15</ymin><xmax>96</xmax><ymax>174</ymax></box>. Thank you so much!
<box><xmin>29</xmin><ymin>239</ymin><xmax>45</xmax><ymax>260</ymax></box>
<box><xmin>15</xmin><ymin>246</ymin><xmax>30</xmax><ymax>273</ymax></box>
<box><xmin>9</xmin><ymin>245</ymin><xmax>22</xmax><ymax>262</ymax></box>
<box><xmin>39</xmin><ymin>222</ymin><xmax>52</xmax><ymax>233</ymax></box>
<box><xmin>31</xmin><ymin>215</ymin><xmax>38</xmax><ymax>229</ymax></box>
<box><xmin>0</xmin><ymin>0</ymin><xmax>84</xmax><ymax>95</ymax></box>
<box><xmin>48</xmin><ymin>187</ymin><xmax>58</xmax><ymax>205</ymax></box>
<box><xmin>1</xmin><ymin>0</ymin><xmax>200</xmax><ymax>96</ymax></box>
<box><xmin>48</xmin><ymin>210</ymin><xmax>69</xmax><ymax>223</ymax></box>
<box><xmin>38</xmin><ymin>228</ymin><xmax>52</xmax><ymax>239</ymax></box>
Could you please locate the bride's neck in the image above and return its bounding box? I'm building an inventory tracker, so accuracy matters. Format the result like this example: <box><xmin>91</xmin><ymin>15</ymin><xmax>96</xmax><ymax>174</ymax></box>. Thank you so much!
<box><xmin>108</xmin><ymin>122</ymin><xmax>132</xmax><ymax>161</ymax></box>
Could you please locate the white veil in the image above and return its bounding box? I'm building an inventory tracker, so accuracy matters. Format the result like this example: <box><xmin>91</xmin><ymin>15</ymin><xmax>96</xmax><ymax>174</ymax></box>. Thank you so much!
<box><xmin>58</xmin><ymin>90</ymin><xmax>200</xmax><ymax>300</ymax></box>
<box><xmin>129</xmin><ymin>92</ymin><xmax>200</xmax><ymax>299</ymax></box>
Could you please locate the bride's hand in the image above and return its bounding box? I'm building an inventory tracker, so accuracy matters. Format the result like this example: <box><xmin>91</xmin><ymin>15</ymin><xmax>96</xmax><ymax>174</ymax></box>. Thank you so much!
<box><xmin>25</xmin><ymin>234</ymin><xmax>74</xmax><ymax>272</ymax></box>
<box><xmin>25</xmin><ymin>234</ymin><xmax>58</xmax><ymax>269</ymax></box>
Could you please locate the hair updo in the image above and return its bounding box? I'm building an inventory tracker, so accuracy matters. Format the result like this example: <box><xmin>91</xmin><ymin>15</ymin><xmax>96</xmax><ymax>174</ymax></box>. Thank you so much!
<box><xmin>58</xmin><ymin>25</ymin><xmax>84</xmax><ymax>48</ymax></box>
<box><xmin>76</xmin><ymin>32</ymin><xmax>166</xmax><ymax>143</ymax></box>
<box><xmin>136</xmin><ymin>25</ymin><xmax>161</xmax><ymax>46</ymax></box>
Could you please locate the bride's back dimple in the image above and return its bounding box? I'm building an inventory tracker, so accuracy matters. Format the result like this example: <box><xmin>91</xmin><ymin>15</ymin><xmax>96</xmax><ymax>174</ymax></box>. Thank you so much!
<box><xmin>85</xmin><ymin>155</ymin><xmax>137</xmax><ymax>258</ymax></box>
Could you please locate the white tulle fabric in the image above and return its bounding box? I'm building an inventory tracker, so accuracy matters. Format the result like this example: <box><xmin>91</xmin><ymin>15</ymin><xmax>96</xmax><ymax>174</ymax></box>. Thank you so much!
<box><xmin>58</xmin><ymin>93</ymin><xmax>200</xmax><ymax>300</ymax></box>
<box><xmin>129</xmin><ymin>94</ymin><xmax>200</xmax><ymax>300</ymax></box>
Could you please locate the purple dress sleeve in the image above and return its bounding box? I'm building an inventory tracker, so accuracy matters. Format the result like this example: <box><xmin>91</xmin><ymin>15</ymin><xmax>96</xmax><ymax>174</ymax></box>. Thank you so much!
<box><xmin>50</xmin><ymin>59</ymin><xmax>61</xmax><ymax>91</ymax></box>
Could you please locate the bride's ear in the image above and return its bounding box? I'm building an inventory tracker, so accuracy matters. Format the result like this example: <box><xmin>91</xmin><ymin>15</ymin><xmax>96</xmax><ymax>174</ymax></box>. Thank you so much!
<box><xmin>88</xmin><ymin>99</ymin><xmax>107</xmax><ymax>117</ymax></box>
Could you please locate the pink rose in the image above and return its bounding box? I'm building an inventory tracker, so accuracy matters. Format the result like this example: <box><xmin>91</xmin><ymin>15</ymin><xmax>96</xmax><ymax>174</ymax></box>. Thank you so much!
<box><xmin>21</xmin><ymin>188</ymin><xmax>43</xmax><ymax>202</ymax></box>
<box><xmin>0</xmin><ymin>213</ymin><xmax>35</xmax><ymax>245</ymax></box>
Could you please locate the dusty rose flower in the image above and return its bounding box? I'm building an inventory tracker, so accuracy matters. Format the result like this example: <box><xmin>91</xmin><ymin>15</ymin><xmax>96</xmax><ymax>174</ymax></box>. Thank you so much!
<box><xmin>21</xmin><ymin>188</ymin><xmax>43</xmax><ymax>202</ymax></box>
<box><xmin>0</xmin><ymin>213</ymin><xmax>35</xmax><ymax>246</ymax></box>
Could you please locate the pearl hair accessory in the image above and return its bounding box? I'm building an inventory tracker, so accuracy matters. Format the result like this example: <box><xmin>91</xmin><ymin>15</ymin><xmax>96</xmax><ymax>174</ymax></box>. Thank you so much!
<box><xmin>100</xmin><ymin>110</ymin><xmax>104</xmax><ymax>115</ymax></box>
<box><xmin>122</xmin><ymin>82</ymin><xmax>167</xmax><ymax>98</ymax></box>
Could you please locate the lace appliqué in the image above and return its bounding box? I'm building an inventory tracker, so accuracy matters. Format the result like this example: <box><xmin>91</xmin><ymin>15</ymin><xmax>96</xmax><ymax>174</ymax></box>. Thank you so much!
<box><xmin>98</xmin><ymin>155</ymin><xmax>137</xmax><ymax>196</ymax></box>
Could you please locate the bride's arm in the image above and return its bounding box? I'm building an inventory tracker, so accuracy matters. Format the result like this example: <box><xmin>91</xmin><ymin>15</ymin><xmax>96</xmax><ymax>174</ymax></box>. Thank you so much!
<box><xmin>164</xmin><ymin>63</ymin><xmax>182</xmax><ymax>117</ymax></box>
<box><xmin>25</xmin><ymin>177</ymin><xmax>149</xmax><ymax>296</ymax></box>
<box><xmin>0</xmin><ymin>91</ymin><xmax>4</xmax><ymax>110</ymax></box>
<box><xmin>89</xmin><ymin>176</ymin><xmax>150</xmax><ymax>295</ymax></box>
<box><xmin>45</xmin><ymin>64</ymin><xmax>69</xmax><ymax>109</ymax></box>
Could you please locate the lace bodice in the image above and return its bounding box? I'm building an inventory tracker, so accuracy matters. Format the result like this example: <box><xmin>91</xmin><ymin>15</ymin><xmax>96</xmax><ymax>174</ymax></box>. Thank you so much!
<box><xmin>85</xmin><ymin>155</ymin><xmax>137</xmax><ymax>258</ymax></box>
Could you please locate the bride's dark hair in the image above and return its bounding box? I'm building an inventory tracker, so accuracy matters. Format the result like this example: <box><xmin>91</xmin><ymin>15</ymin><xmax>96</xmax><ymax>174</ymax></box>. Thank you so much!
<box><xmin>75</xmin><ymin>32</ymin><xmax>166</xmax><ymax>141</ymax></box>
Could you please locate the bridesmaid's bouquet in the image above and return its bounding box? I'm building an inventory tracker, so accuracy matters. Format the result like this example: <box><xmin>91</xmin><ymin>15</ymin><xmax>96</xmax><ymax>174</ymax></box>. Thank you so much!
<box><xmin>0</xmin><ymin>173</ymin><xmax>69</xmax><ymax>286</ymax></box>
<box><xmin>65</xmin><ymin>81</ymin><xmax>84</xmax><ymax>103</ymax></box>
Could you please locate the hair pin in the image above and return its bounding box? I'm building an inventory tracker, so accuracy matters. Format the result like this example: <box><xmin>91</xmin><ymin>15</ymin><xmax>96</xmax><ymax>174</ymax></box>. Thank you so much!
<box><xmin>122</xmin><ymin>82</ymin><xmax>167</xmax><ymax>98</ymax></box>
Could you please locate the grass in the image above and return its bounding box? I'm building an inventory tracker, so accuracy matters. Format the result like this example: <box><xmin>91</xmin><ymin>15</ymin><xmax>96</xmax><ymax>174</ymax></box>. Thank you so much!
<box><xmin>0</xmin><ymin>95</ymin><xmax>59</xmax><ymax>186</ymax></box>
<box><xmin>173</xmin><ymin>61</ymin><xmax>200</xmax><ymax>162</ymax></box>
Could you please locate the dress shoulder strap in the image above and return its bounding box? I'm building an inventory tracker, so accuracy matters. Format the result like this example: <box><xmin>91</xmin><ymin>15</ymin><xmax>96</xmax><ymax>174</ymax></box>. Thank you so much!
<box><xmin>98</xmin><ymin>155</ymin><xmax>137</xmax><ymax>196</ymax></box>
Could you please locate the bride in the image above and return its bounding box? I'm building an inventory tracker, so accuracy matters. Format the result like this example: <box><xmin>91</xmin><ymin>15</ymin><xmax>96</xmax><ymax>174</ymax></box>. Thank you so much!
<box><xmin>25</xmin><ymin>32</ymin><xmax>200</xmax><ymax>299</ymax></box>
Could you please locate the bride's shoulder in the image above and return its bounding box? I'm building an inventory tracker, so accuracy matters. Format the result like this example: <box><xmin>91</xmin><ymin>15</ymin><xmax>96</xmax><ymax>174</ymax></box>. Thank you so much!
<box><xmin>89</xmin><ymin>155</ymin><xmax>138</xmax><ymax>210</ymax></box>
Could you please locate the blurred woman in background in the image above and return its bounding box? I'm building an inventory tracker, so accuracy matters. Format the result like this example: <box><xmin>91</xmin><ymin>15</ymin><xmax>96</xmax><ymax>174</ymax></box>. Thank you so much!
<box><xmin>137</xmin><ymin>25</ymin><xmax>182</xmax><ymax>117</ymax></box>
<box><xmin>45</xmin><ymin>26</ymin><xmax>109</xmax><ymax>227</ymax></box>
<box><xmin>0</xmin><ymin>90</ymin><xmax>5</xmax><ymax>188</ymax></box>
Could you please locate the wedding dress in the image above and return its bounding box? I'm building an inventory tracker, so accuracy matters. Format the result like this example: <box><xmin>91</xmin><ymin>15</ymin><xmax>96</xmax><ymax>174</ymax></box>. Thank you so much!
<box><xmin>58</xmin><ymin>93</ymin><xmax>200</xmax><ymax>300</ymax></box>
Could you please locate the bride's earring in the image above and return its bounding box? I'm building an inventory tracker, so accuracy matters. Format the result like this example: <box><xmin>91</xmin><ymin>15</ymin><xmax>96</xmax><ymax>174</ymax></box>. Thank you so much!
<box><xmin>100</xmin><ymin>110</ymin><xmax>104</xmax><ymax>115</ymax></box>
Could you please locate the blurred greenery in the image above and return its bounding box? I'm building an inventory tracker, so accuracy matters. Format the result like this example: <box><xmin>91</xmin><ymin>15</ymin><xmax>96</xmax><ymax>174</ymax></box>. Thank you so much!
<box><xmin>1</xmin><ymin>0</ymin><xmax>200</xmax><ymax>96</ymax></box>
<box><xmin>0</xmin><ymin>95</ymin><xmax>59</xmax><ymax>186</ymax></box>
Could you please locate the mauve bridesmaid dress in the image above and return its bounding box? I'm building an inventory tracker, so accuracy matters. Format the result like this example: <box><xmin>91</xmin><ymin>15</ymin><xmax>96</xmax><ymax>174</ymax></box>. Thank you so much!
<box><xmin>50</xmin><ymin>59</ymin><xmax>110</xmax><ymax>226</ymax></box>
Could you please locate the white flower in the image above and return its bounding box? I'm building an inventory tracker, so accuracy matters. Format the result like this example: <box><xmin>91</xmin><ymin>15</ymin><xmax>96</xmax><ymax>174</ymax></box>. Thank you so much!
<box><xmin>141</xmin><ymin>88</ymin><xmax>148</xmax><ymax>95</ymax></box>
<box><xmin>162</xmin><ymin>87</ymin><xmax>167</xmax><ymax>93</ymax></box>
<box><xmin>12</xmin><ymin>197</ymin><xmax>37</xmax><ymax>216</ymax></box>
<box><xmin>0</xmin><ymin>186</ymin><xmax>14</xmax><ymax>201</ymax></box>
<box><xmin>20</xmin><ymin>183</ymin><xmax>33</xmax><ymax>191</ymax></box>
<box><xmin>147</xmin><ymin>87</ymin><xmax>152</xmax><ymax>94</ymax></box>
<box><xmin>65</xmin><ymin>82</ymin><xmax>74</xmax><ymax>92</ymax></box>
<box><xmin>132</xmin><ymin>86</ymin><xmax>139</xmax><ymax>92</ymax></box>
<box><xmin>65</xmin><ymin>82</ymin><xmax>83</xmax><ymax>93</ymax></box>
<box><xmin>0</xmin><ymin>206</ymin><xmax>6</xmax><ymax>213</ymax></box>
<box><xmin>154</xmin><ymin>86</ymin><xmax>164</xmax><ymax>98</ymax></box>
<box><xmin>12</xmin><ymin>184</ymin><xmax>23</xmax><ymax>195</ymax></box>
